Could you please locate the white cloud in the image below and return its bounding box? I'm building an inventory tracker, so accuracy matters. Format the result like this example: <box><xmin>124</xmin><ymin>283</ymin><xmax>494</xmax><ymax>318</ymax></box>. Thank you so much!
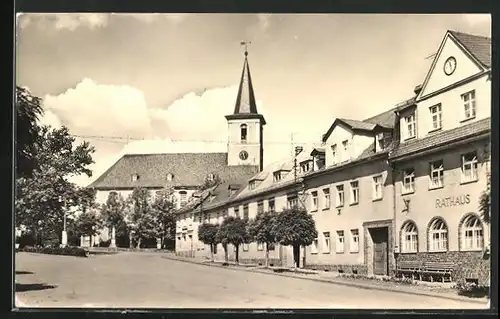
<box><xmin>18</xmin><ymin>13</ymin><xmax>188</xmax><ymax>31</ymax></box>
<box><xmin>257</xmin><ymin>14</ymin><xmax>272</xmax><ymax>32</ymax></box>
<box><xmin>42</xmin><ymin>78</ymin><xmax>323</xmax><ymax>187</ymax></box>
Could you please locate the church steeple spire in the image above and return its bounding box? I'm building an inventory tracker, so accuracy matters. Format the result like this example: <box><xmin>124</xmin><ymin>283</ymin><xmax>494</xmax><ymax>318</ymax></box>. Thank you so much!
<box><xmin>232</xmin><ymin>41</ymin><xmax>260</xmax><ymax>115</ymax></box>
<box><xmin>225</xmin><ymin>42</ymin><xmax>266</xmax><ymax>172</ymax></box>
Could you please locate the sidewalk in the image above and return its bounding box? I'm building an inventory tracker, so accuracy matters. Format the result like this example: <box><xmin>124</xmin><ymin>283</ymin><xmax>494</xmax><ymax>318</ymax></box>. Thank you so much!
<box><xmin>161</xmin><ymin>255</ymin><xmax>489</xmax><ymax>305</ymax></box>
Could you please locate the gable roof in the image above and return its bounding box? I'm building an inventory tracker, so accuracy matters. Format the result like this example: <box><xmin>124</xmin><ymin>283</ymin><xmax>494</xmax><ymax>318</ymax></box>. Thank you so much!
<box><xmin>88</xmin><ymin>152</ymin><xmax>259</xmax><ymax>189</ymax></box>
<box><xmin>321</xmin><ymin>115</ymin><xmax>394</xmax><ymax>143</ymax></box>
<box><xmin>449</xmin><ymin>30</ymin><xmax>491</xmax><ymax>68</ymax></box>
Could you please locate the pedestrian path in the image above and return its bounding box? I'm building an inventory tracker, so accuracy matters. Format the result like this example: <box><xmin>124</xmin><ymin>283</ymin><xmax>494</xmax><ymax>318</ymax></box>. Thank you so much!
<box><xmin>162</xmin><ymin>255</ymin><xmax>489</xmax><ymax>305</ymax></box>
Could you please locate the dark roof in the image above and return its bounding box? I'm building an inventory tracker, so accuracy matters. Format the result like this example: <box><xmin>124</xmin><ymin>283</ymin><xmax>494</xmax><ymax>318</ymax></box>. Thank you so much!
<box><xmin>449</xmin><ymin>30</ymin><xmax>491</xmax><ymax>68</ymax></box>
<box><xmin>392</xmin><ymin>96</ymin><xmax>417</xmax><ymax>114</ymax></box>
<box><xmin>338</xmin><ymin>118</ymin><xmax>378</xmax><ymax>131</ymax></box>
<box><xmin>390</xmin><ymin>118</ymin><xmax>491</xmax><ymax>160</ymax></box>
<box><xmin>363</xmin><ymin>106</ymin><xmax>400</xmax><ymax>129</ymax></box>
<box><xmin>321</xmin><ymin>115</ymin><xmax>394</xmax><ymax>143</ymax></box>
<box><xmin>233</xmin><ymin>55</ymin><xmax>259</xmax><ymax>115</ymax></box>
<box><xmin>88</xmin><ymin>152</ymin><xmax>259</xmax><ymax>189</ymax></box>
<box><xmin>310</xmin><ymin>148</ymin><xmax>325</xmax><ymax>156</ymax></box>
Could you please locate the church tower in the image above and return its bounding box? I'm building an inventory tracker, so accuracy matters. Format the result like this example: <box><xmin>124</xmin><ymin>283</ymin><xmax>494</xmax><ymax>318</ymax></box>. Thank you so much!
<box><xmin>225</xmin><ymin>43</ymin><xmax>266</xmax><ymax>171</ymax></box>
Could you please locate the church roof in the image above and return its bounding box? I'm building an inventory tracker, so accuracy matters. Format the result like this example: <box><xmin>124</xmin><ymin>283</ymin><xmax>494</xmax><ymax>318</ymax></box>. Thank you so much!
<box><xmin>225</xmin><ymin>51</ymin><xmax>266</xmax><ymax>125</ymax></box>
<box><xmin>88</xmin><ymin>152</ymin><xmax>259</xmax><ymax>189</ymax></box>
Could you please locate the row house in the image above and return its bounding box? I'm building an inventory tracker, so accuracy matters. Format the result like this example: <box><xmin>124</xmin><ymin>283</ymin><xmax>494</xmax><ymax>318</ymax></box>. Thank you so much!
<box><xmin>174</xmin><ymin>29</ymin><xmax>491</xmax><ymax>284</ymax></box>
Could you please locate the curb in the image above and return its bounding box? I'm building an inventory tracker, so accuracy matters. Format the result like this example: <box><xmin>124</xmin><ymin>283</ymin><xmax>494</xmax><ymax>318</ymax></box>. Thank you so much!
<box><xmin>161</xmin><ymin>256</ymin><xmax>488</xmax><ymax>305</ymax></box>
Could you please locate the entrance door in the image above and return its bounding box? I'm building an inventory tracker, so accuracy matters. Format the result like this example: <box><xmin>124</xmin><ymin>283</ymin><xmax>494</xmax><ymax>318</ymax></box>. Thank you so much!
<box><xmin>371</xmin><ymin>227</ymin><xmax>389</xmax><ymax>276</ymax></box>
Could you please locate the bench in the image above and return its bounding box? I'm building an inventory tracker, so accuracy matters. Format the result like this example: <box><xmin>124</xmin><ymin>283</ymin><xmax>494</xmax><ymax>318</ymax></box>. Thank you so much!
<box><xmin>422</xmin><ymin>261</ymin><xmax>455</xmax><ymax>283</ymax></box>
<box><xmin>396</xmin><ymin>260</ymin><xmax>423</xmax><ymax>281</ymax></box>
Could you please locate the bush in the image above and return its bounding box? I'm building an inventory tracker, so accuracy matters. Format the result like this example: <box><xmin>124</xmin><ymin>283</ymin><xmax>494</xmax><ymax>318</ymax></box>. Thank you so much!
<box><xmin>20</xmin><ymin>246</ymin><xmax>89</xmax><ymax>257</ymax></box>
<box><xmin>456</xmin><ymin>281</ymin><xmax>489</xmax><ymax>298</ymax></box>
<box><xmin>99</xmin><ymin>239</ymin><xmax>111</xmax><ymax>247</ymax></box>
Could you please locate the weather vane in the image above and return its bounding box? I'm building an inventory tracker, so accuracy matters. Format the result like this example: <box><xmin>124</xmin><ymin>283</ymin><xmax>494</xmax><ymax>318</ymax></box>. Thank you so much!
<box><xmin>240</xmin><ymin>40</ymin><xmax>251</xmax><ymax>56</ymax></box>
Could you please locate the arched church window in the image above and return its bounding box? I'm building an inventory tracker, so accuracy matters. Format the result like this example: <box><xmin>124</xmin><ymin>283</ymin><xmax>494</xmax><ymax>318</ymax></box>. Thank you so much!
<box><xmin>240</xmin><ymin>124</ymin><xmax>247</xmax><ymax>142</ymax></box>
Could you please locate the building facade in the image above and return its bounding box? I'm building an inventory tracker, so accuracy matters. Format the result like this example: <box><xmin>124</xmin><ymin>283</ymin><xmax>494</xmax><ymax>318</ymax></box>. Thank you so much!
<box><xmin>174</xmin><ymin>30</ymin><xmax>491</xmax><ymax>285</ymax></box>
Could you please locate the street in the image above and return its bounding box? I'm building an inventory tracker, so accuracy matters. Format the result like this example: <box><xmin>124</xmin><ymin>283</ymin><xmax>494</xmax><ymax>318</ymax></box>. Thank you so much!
<box><xmin>15</xmin><ymin>252</ymin><xmax>488</xmax><ymax>309</ymax></box>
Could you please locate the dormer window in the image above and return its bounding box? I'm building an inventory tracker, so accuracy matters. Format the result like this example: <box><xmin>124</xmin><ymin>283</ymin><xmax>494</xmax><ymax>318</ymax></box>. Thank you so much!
<box><xmin>240</xmin><ymin>124</ymin><xmax>248</xmax><ymax>143</ymax></box>
<box><xmin>300</xmin><ymin>160</ymin><xmax>312</xmax><ymax>173</ymax></box>
<box><xmin>207</xmin><ymin>173</ymin><xmax>215</xmax><ymax>182</ymax></box>
<box><xmin>273</xmin><ymin>171</ymin><xmax>282</xmax><ymax>182</ymax></box>
<box><xmin>249</xmin><ymin>180</ymin><xmax>256</xmax><ymax>190</ymax></box>
<box><xmin>404</xmin><ymin>113</ymin><xmax>416</xmax><ymax>140</ymax></box>
<box><xmin>132</xmin><ymin>174</ymin><xmax>140</xmax><ymax>182</ymax></box>
<box><xmin>166</xmin><ymin>173</ymin><xmax>174</xmax><ymax>181</ymax></box>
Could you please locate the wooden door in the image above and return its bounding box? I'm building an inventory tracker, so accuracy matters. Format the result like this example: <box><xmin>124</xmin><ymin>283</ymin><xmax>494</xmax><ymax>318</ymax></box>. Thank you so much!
<box><xmin>372</xmin><ymin>228</ymin><xmax>388</xmax><ymax>276</ymax></box>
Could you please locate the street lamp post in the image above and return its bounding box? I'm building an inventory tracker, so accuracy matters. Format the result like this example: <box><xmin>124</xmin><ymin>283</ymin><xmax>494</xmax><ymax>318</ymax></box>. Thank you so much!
<box><xmin>60</xmin><ymin>196</ymin><xmax>68</xmax><ymax>248</ymax></box>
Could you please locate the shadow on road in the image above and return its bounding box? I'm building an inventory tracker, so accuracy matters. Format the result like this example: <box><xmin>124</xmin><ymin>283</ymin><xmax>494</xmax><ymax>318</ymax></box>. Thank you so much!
<box><xmin>15</xmin><ymin>271</ymin><xmax>34</xmax><ymax>275</ymax></box>
<box><xmin>15</xmin><ymin>283</ymin><xmax>57</xmax><ymax>292</ymax></box>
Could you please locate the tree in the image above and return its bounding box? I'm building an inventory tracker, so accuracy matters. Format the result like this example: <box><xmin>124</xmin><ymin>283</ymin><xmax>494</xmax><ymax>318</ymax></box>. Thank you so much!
<box><xmin>151</xmin><ymin>187</ymin><xmax>177</xmax><ymax>249</ymax></box>
<box><xmin>16</xmin><ymin>86</ymin><xmax>43</xmax><ymax>178</ymax></box>
<box><xmin>127</xmin><ymin>187</ymin><xmax>156</xmax><ymax>248</ymax></box>
<box><xmin>216</xmin><ymin>216</ymin><xmax>250</xmax><ymax>264</ymax></box>
<box><xmin>479</xmin><ymin>173</ymin><xmax>491</xmax><ymax>224</ymax></box>
<box><xmin>15</xmin><ymin>125</ymin><xmax>95</xmax><ymax>245</ymax></box>
<box><xmin>198</xmin><ymin>223</ymin><xmax>220</xmax><ymax>262</ymax></box>
<box><xmin>248</xmin><ymin>211</ymin><xmax>277</xmax><ymax>268</ymax></box>
<box><xmin>273</xmin><ymin>207</ymin><xmax>317</xmax><ymax>268</ymax></box>
<box><xmin>73</xmin><ymin>207</ymin><xmax>103</xmax><ymax>246</ymax></box>
<box><xmin>100</xmin><ymin>191</ymin><xmax>129</xmax><ymax>247</ymax></box>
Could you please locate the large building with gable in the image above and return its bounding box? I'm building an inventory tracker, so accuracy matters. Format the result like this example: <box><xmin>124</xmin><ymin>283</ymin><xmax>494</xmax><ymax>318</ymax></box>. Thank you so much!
<box><xmin>176</xmin><ymin>30</ymin><xmax>491</xmax><ymax>285</ymax></box>
<box><xmin>87</xmin><ymin>49</ymin><xmax>266</xmax><ymax>246</ymax></box>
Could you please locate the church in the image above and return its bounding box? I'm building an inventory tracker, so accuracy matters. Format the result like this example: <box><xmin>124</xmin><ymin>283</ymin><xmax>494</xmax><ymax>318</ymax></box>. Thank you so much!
<box><xmin>86</xmin><ymin>48</ymin><xmax>267</xmax><ymax>247</ymax></box>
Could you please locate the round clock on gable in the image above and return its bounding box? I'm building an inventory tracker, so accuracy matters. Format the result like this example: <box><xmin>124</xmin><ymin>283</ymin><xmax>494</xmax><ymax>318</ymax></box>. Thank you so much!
<box><xmin>239</xmin><ymin>150</ymin><xmax>249</xmax><ymax>160</ymax></box>
<box><xmin>443</xmin><ymin>56</ymin><xmax>457</xmax><ymax>75</ymax></box>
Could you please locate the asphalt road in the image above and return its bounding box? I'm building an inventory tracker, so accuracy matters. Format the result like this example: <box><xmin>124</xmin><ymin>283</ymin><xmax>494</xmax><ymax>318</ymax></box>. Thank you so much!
<box><xmin>15</xmin><ymin>251</ymin><xmax>488</xmax><ymax>309</ymax></box>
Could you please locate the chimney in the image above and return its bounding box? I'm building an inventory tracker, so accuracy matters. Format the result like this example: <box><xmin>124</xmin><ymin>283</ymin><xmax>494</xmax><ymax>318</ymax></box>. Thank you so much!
<box><xmin>295</xmin><ymin>146</ymin><xmax>303</xmax><ymax>156</ymax></box>
<box><xmin>414</xmin><ymin>84</ymin><xmax>422</xmax><ymax>96</ymax></box>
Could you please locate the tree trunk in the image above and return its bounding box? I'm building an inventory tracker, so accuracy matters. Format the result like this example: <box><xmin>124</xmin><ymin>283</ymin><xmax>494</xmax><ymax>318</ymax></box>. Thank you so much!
<box><xmin>210</xmin><ymin>244</ymin><xmax>214</xmax><ymax>262</ymax></box>
<box><xmin>129</xmin><ymin>233</ymin><xmax>134</xmax><ymax>249</ymax></box>
<box><xmin>265</xmin><ymin>243</ymin><xmax>270</xmax><ymax>268</ymax></box>
<box><xmin>293</xmin><ymin>244</ymin><xmax>300</xmax><ymax>269</ymax></box>
<box><xmin>235</xmin><ymin>245</ymin><xmax>239</xmax><ymax>264</ymax></box>
<box><xmin>223</xmin><ymin>243</ymin><xmax>228</xmax><ymax>262</ymax></box>
<box><xmin>137</xmin><ymin>237</ymin><xmax>142</xmax><ymax>249</ymax></box>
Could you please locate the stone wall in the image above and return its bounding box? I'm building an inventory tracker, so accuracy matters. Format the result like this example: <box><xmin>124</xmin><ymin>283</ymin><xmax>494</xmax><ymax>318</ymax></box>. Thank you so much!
<box><xmin>305</xmin><ymin>263</ymin><xmax>368</xmax><ymax>275</ymax></box>
<box><xmin>396</xmin><ymin>250</ymin><xmax>490</xmax><ymax>286</ymax></box>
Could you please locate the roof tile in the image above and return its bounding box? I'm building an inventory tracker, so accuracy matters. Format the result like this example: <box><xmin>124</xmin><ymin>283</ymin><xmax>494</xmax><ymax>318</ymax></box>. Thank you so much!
<box><xmin>449</xmin><ymin>30</ymin><xmax>491</xmax><ymax>68</ymax></box>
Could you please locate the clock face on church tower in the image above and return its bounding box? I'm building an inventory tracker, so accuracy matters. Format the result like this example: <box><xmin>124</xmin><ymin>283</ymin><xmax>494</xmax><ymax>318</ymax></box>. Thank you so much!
<box><xmin>239</xmin><ymin>150</ymin><xmax>249</xmax><ymax>160</ymax></box>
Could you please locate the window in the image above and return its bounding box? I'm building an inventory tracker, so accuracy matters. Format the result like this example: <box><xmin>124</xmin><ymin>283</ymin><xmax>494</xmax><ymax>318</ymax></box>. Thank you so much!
<box><xmin>336</xmin><ymin>231</ymin><xmax>345</xmax><ymax>253</ymax></box>
<box><xmin>342</xmin><ymin>140</ymin><xmax>349</xmax><ymax>161</ymax></box>
<box><xmin>268</xmin><ymin>243</ymin><xmax>275</xmax><ymax>251</ymax></box>
<box><xmin>207</xmin><ymin>173</ymin><xmax>215</xmax><ymax>182</ymax></box>
<box><xmin>402</xmin><ymin>168</ymin><xmax>415</xmax><ymax>194</ymax></box>
<box><xmin>311</xmin><ymin>191</ymin><xmax>318</xmax><ymax>211</ymax></box>
<box><xmin>243</xmin><ymin>204</ymin><xmax>249</xmax><ymax>220</ymax></box>
<box><xmin>350</xmin><ymin>181</ymin><xmax>359</xmax><ymax>205</ymax></box>
<box><xmin>335</xmin><ymin>185</ymin><xmax>344</xmax><ymax>207</ymax></box>
<box><xmin>461</xmin><ymin>152</ymin><xmax>478</xmax><ymax>183</ymax></box>
<box><xmin>268</xmin><ymin>197</ymin><xmax>275</xmax><ymax>212</ymax></box>
<box><xmin>404</xmin><ymin>114</ymin><xmax>416</xmax><ymax>139</ymax></box>
<box><xmin>257</xmin><ymin>201</ymin><xmax>264</xmax><ymax>214</ymax></box>
<box><xmin>323</xmin><ymin>188</ymin><xmax>330</xmax><ymax>209</ymax></box>
<box><xmin>257</xmin><ymin>242</ymin><xmax>264</xmax><ymax>251</ymax></box>
<box><xmin>240</xmin><ymin>124</ymin><xmax>247</xmax><ymax>142</ymax></box>
<box><xmin>372</xmin><ymin>175</ymin><xmax>383</xmax><ymax>200</ymax></box>
<box><xmin>350</xmin><ymin>229</ymin><xmax>359</xmax><ymax>253</ymax></box>
<box><xmin>287</xmin><ymin>194</ymin><xmax>298</xmax><ymax>208</ymax></box>
<box><xmin>300</xmin><ymin>161</ymin><xmax>311</xmax><ymax>173</ymax></box>
<box><xmin>131</xmin><ymin>174</ymin><xmax>140</xmax><ymax>182</ymax></box>
<box><xmin>462</xmin><ymin>90</ymin><xmax>476</xmax><ymax>120</ymax></box>
<box><xmin>242</xmin><ymin>243</ymin><xmax>249</xmax><ymax>251</ymax></box>
<box><xmin>322</xmin><ymin>232</ymin><xmax>331</xmax><ymax>253</ymax></box>
<box><xmin>429</xmin><ymin>160</ymin><xmax>444</xmax><ymax>189</ymax></box>
<box><xmin>461</xmin><ymin>214</ymin><xmax>483</xmax><ymax>251</ymax></box>
<box><xmin>331</xmin><ymin>144</ymin><xmax>338</xmax><ymax>164</ymax></box>
<box><xmin>166</xmin><ymin>173</ymin><xmax>174</xmax><ymax>181</ymax></box>
<box><xmin>429</xmin><ymin>104</ymin><xmax>442</xmax><ymax>131</ymax></box>
<box><xmin>428</xmin><ymin>218</ymin><xmax>448</xmax><ymax>252</ymax></box>
<box><xmin>273</xmin><ymin>171</ymin><xmax>282</xmax><ymax>182</ymax></box>
<box><xmin>401</xmin><ymin>221</ymin><xmax>418</xmax><ymax>253</ymax></box>
<box><xmin>249</xmin><ymin>180</ymin><xmax>256</xmax><ymax>190</ymax></box>
<box><xmin>234</xmin><ymin>206</ymin><xmax>240</xmax><ymax>218</ymax></box>
<box><xmin>179</xmin><ymin>191</ymin><xmax>187</xmax><ymax>207</ymax></box>
<box><xmin>311</xmin><ymin>238</ymin><xmax>319</xmax><ymax>254</ymax></box>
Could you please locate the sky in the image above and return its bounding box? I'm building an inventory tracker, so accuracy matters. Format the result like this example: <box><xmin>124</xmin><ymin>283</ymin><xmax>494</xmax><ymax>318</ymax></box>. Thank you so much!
<box><xmin>15</xmin><ymin>13</ymin><xmax>491</xmax><ymax>187</ymax></box>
